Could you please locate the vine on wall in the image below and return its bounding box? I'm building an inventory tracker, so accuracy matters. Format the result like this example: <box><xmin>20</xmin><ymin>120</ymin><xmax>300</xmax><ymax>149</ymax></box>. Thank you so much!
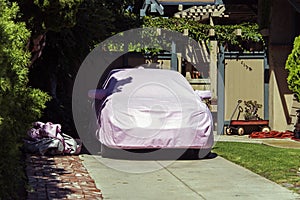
<box><xmin>143</xmin><ymin>17</ymin><xmax>265</xmax><ymax>51</ymax></box>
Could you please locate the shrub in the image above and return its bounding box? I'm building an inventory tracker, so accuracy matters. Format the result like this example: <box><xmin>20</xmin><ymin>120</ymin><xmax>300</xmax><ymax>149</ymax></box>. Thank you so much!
<box><xmin>286</xmin><ymin>35</ymin><xmax>300</xmax><ymax>101</ymax></box>
<box><xmin>0</xmin><ymin>1</ymin><xmax>50</xmax><ymax>198</ymax></box>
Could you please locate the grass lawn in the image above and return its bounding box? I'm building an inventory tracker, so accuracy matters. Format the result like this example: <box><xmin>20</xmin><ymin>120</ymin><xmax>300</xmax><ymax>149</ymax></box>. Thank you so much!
<box><xmin>212</xmin><ymin>142</ymin><xmax>300</xmax><ymax>193</ymax></box>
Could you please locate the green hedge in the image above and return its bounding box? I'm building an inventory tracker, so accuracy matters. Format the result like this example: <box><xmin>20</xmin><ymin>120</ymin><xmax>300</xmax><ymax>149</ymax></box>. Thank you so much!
<box><xmin>286</xmin><ymin>35</ymin><xmax>300</xmax><ymax>101</ymax></box>
<box><xmin>0</xmin><ymin>1</ymin><xmax>49</xmax><ymax>199</ymax></box>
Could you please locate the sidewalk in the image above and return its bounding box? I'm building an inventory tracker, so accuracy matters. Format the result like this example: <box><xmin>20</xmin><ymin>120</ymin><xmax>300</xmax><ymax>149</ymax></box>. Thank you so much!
<box><xmin>25</xmin><ymin>135</ymin><xmax>300</xmax><ymax>199</ymax></box>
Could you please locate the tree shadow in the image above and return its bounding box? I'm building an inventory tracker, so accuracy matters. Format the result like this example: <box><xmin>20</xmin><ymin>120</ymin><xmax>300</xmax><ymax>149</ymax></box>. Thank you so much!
<box><xmin>94</xmin><ymin>76</ymin><xmax>133</xmax><ymax>118</ymax></box>
<box><xmin>25</xmin><ymin>154</ymin><xmax>87</xmax><ymax>199</ymax></box>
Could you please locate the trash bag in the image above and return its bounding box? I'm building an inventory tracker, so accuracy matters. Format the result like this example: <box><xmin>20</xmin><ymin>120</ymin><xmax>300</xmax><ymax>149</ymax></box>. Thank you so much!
<box><xmin>23</xmin><ymin>122</ymin><xmax>82</xmax><ymax>155</ymax></box>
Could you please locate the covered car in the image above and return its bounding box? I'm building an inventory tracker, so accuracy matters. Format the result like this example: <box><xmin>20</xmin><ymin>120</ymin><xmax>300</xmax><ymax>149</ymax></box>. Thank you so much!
<box><xmin>89</xmin><ymin>67</ymin><xmax>214</xmax><ymax>158</ymax></box>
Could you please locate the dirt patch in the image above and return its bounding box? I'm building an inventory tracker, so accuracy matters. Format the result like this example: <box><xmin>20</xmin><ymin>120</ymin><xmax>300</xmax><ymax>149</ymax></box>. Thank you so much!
<box><xmin>262</xmin><ymin>140</ymin><xmax>300</xmax><ymax>149</ymax></box>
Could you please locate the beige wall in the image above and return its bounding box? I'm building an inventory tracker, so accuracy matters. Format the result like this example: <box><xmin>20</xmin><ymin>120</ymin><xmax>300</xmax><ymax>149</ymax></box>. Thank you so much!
<box><xmin>268</xmin><ymin>45</ymin><xmax>293</xmax><ymax>131</ymax></box>
<box><xmin>269</xmin><ymin>72</ymin><xmax>294</xmax><ymax>131</ymax></box>
<box><xmin>268</xmin><ymin>0</ymin><xmax>295</xmax><ymax>131</ymax></box>
<box><xmin>269</xmin><ymin>70</ymin><xmax>285</xmax><ymax>130</ymax></box>
<box><xmin>224</xmin><ymin>59</ymin><xmax>264</xmax><ymax>121</ymax></box>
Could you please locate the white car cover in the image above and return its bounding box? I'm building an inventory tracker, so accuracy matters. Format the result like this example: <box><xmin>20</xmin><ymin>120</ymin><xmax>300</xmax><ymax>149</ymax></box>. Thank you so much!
<box><xmin>95</xmin><ymin>67</ymin><xmax>214</xmax><ymax>150</ymax></box>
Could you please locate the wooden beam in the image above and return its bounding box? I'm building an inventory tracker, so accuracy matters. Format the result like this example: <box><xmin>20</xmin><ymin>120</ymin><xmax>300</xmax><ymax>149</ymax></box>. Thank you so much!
<box><xmin>234</xmin><ymin>28</ymin><xmax>242</xmax><ymax>36</ymax></box>
<box><xmin>209</xmin><ymin>28</ymin><xmax>215</xmax><ymax>36</ymax></box>
<box><xmin>178</xmin><ymin>4</ymin><xmax>183</xmax><ymax>11</ymax></box>
<box><xmin>183</xmin><ymin>28</ymin><xmax>189</xmax><ymax>36</ymax></box>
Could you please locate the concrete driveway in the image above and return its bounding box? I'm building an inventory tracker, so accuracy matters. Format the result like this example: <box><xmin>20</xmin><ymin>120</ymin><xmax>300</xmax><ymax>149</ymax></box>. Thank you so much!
<box><xmin>80</xmin><ymin>154</ymin><xmax>300</xmax><ymax>200</ymax></box>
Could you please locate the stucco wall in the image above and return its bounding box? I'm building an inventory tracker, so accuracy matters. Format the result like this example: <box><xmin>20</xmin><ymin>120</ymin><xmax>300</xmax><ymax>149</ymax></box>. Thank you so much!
<box><xmin>269</xmin><ymin>67</ymin><xmax>293</xmax><ymax>131</ymax></box>
<box><xmin>224</xmin><ymin>59</ymin><xmax>265</xmax><ymax>121</ymax></box>
<box><xmin>268</xmin><ymin>0</ymin><xmax>295</xmax><ymax>131</ymax></box>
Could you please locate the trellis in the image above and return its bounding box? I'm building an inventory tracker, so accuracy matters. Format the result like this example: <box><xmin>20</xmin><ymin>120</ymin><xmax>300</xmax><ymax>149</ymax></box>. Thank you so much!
<box><xmin>174</xmin><ymin>4</ymin><xmax>227</xmax><ymax>21</ymax></box>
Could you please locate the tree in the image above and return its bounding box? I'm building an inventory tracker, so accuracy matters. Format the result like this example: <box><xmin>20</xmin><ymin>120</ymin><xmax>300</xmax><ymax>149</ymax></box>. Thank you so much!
<box><xmin>20</xmin><ymin>0</ymin><xmax>140</xmax><ymax>135</ymax></box>
<box><xmin>0</xmin><ymin>0</ymin><xmax>49</xmax><ymax>198</ymax></box>
<box><xmin>14</xmin><ymin>0</ymin><xmax>82</xmax><ymax>65</ymax></box>
<box><xmin>0</xmin><ymin>0</ymin><xmax>140</xmax><ymax>197</ymax></box>
<box><xmin>286</xmin><ymin>35</ymin><xmax>300</xmax><ymax>101</ymax></box>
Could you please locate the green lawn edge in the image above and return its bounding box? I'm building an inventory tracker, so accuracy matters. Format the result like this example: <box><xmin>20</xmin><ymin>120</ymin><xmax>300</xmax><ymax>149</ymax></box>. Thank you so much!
<box><xmin>212</xmin><ymin>142</ymin><xmax>300</xmax><ymax>193</ymax></box>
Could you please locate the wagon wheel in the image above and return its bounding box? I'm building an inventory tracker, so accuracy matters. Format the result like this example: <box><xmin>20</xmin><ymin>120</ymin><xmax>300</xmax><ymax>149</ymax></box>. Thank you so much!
<box><xmin>237</xmin><ymin>127</ymin><xmax>245</xmax><ymax>135</ymax></box>
<box><xmin>225</xmin><ymin>127</ymin><xmax>233</xmax><ymax>135</ymax></box>
<box><xmin>261</xmin><ymin>126</ymin><xmax>271</xmax><ymax>133</ymax></box>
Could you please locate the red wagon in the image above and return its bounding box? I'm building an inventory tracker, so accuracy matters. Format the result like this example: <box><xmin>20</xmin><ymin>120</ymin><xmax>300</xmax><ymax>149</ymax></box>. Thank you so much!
<box><xmin>224</xmin><ymin>100</ymin><xmax>271</xmax><ymax>135</ymax></box>
<box><xmin>225</xmin><ymin>120</ymin><xmax>271</xmax><ymax>135</ymax></box>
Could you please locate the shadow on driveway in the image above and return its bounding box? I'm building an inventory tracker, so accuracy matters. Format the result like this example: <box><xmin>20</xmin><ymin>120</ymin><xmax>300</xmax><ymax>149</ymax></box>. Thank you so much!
<box><xmin>26</xmin><ymin>154</ymin><xmax>103</xmax><ymax>199</ymax></box>
<box><xmin>93</xmin><ymin>145</ymin><xmax>218</xmax><ymax>161</ymax></box>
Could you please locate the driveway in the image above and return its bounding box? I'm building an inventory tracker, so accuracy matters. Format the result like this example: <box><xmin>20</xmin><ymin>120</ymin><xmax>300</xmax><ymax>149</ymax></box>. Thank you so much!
<box><xmin>80</xmin><ymin>154</ymin><xmax>300</xmax><ymax>200</ymax></box>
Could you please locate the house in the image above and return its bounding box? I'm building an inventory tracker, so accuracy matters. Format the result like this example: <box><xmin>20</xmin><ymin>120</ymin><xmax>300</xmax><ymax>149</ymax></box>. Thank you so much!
<box><xmin>138</xmin><ymin>0</ymin><xmax>300</xmax><ymax>134</ymax></box>
<box><xmin>268</xmin><ymin>0</ymin><xmax>300</xmax><ymax>131</ymax></box>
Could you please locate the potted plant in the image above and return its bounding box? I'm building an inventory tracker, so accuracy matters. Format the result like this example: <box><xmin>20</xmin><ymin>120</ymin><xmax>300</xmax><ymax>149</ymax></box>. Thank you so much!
<box><xmin>243</xmin><ymin>100</ymin><xmax>262</xmax><ymax>120</ymax></box>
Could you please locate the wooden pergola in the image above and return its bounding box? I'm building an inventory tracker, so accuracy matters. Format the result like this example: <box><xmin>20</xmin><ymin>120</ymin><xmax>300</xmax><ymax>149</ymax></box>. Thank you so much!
<box><xmin>140</xmin><ymin>0</ymin><xmax>227</xmax><ymax>21</ymax></box>
<box><xmin>174</xmin><ymin>4</ymin><xmax>226</xmax><ymax>21</ymax></box>
<box><xmin>140</xmin><ymin>0</ymin><xmax>225</xmax><ymax>103</ymax></box>
<box><xmin>158</xmin><ymin>0</ymin><xmax>215</xmax><ymax>5</ymax></box>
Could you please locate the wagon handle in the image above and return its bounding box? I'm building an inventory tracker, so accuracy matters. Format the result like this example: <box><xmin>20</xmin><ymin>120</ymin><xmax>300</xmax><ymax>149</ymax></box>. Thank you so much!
<box><xmin>229</xmin><ymin>100</ymin><xmax>243</xmax><ymax>123</ymax></box>
<box><xmin>237</xmin><ymin>106</ymin><xmax>243</xmax><ymax>120</ymax></box>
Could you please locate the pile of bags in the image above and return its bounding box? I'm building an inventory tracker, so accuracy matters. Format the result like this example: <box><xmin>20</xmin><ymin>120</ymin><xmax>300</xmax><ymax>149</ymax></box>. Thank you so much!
<box><xmin>23</xmin><ymin>122</ymin><xmax>82</xmax><ymax>155</ymax></box>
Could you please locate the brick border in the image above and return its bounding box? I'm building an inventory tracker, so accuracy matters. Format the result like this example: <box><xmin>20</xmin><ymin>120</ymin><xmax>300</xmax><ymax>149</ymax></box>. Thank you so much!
<box><xmin>26</xmin><ymin>155</ymin><xmax>103</xmax><ymax>199</ymax></box>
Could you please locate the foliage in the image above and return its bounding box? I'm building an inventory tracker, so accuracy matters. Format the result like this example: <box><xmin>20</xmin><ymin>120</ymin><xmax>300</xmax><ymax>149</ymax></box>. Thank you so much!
<box><xmin>15</xmin><ymin>0</ymin><xmax>82</xmax><ymax>34</ymax></box>
<box><xmin>286</xmin><ymin>35</ymin><xmax>300</xmax><ymax>101</ymax></box>
<box><xmin>102</xmin><ymin>28</ymin><xmax>169</xmax><ymax>55</ymax></box>
<box><xmin>143</xmin><ymin>17</ymin><xmax>264</xmax><ymax>51</ymax></box>
<box><xmin>18</xmin><ymin>0</ymin><xmax>141</xmax><ymax>135</ymax></box>
<box><xmin>0</xmin><ymin>2</ymin><xmax>140</xmax><ymax>197</ymax></box>
<box><xmin>0</xmin><ymin>0</ymin><xmax>50</xmax><ymax>198</ymax></box>
<box><xmin>213</xmin><ymin>142</ymin><xmax>300</xmax><ymax>193</ymax></box>
<box><xmin>243</xmin><ymin>100</ymin><xmax>262</xmax><ymax>120</ymax></box>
